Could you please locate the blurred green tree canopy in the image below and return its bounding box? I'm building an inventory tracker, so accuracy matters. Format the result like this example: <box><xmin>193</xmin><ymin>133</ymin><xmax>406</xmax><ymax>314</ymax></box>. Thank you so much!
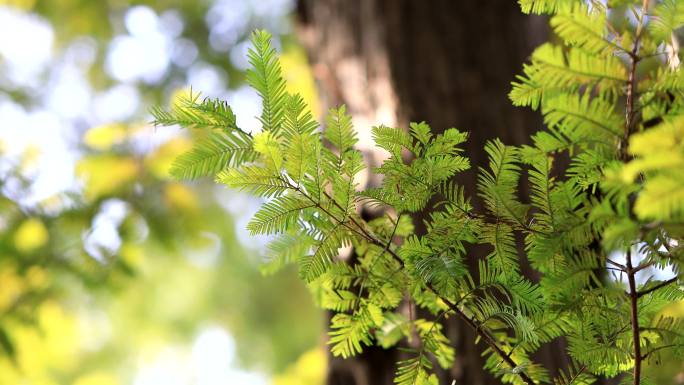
<box><xmin>0</xmin><ymin>1</ymin><xmax>324</xmax><ymax>384</ymax></box>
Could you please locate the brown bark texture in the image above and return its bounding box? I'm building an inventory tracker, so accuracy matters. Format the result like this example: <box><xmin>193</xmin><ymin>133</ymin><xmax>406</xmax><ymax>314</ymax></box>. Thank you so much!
<box><xmin>294</xmin><ymin>1</ymin><xmax>578</xmax><ymax>384</ymax></box>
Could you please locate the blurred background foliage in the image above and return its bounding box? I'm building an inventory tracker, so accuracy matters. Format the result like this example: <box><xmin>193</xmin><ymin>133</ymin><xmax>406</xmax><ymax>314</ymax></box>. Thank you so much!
<box><xmin>0</xmin><ymin>0</ymin><xmax>324</xmax><ymax>384</ymax></box>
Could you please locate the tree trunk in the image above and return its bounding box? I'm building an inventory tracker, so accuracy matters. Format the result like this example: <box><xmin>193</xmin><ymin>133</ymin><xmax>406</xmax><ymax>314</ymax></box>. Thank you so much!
<box><xmin>295</xmin><ymin>1</ymin><xmax>570</xmax><ymax>384</ymax></box>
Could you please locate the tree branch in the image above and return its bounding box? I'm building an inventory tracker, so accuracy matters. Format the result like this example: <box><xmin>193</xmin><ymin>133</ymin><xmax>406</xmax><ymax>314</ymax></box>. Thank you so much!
<box><xmin>368</xmin><ymin>239</ymin><xmax>537</xmax><ymax>384</ymax></box>
<box><xmin>637</xmin><ymin>277</ymin><xmax>679</xmax><ymax>299</ymax></box>
<box><xmin>317</xmin><ymin>185</ymin><xmax>538</xmax><ymax>383</ymax></box>
<box><xmin>627</xmin><ymin>250</ymin><xmax>643</xmax><ymax>385</ymax></box>
<box><xmin>623</xmin><ymin>3</ymin><xmax>650</xmax><ymax>384</ymax></box>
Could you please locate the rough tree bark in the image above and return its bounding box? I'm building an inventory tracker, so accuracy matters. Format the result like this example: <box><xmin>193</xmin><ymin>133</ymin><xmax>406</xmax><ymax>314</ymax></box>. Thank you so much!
<box><xmin>294</xmin><ymin>2</ymin><xmax>572</xmax><ymax>384</ymax></box>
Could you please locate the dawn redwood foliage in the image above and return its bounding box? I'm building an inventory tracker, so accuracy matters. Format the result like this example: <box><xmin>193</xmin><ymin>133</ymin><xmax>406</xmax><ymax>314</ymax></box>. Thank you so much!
<box><xmin>153</xmin><ymin>1</ymin><xmax>684</xmax><ymax>384</ymax></box>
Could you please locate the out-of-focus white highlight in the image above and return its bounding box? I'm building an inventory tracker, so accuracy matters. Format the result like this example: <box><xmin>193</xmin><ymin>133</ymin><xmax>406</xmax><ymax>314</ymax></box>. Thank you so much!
<box><xmin>133</xmin><ymin>327</ymin><xmax>267</xmax><ymax>385</ymax></box>
<box><xmin>93</xmin><ymin>84</ymin><xmax>141</xmax><ymax>123</ymax></box>
<box><xmin>47</xmin><ymin>65</ymin><xmax>92</xmax><ymax>119</ymax></box>
<box><xmin>188</xmin><ymin>63</ymin><xmax>227</xmax><ymax>97</ymax></box>
<box><xmin>192</xmin><ymin>327</ymin><xmax>236</xmax><ymax>381</ymax></box>
<box><xmin>106</xmin><ymin>6</ymin><xmax>172</xmax><ymax>84</ymax></box>
<box><xmin>84</xmin><ymin>199</ymin><xmax>129</xmax><ymax>262</ymax></box>
<box><xmin>0</xmin><ymin>7</ymin><xmax>54</xmax><ymax>87</ymax></box>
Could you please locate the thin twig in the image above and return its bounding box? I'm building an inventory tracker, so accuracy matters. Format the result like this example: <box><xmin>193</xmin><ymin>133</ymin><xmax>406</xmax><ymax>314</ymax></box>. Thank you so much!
<box><xmin>633</xmin><ymin>261</ymin><xmax>655</xmax><ymax>273</ymax></box>
<box><xmin>566</xmin><ymin>365</ymin><xmax>588</xmax><ymax>385</ymax></box>
<box><xmin>607</xmin><ymin>259</ymin><xmax>627</xmax><ymax>270</ymax></box>
<box><xmin>636</xmin><ymin>277</ymin><xmax>679</xmax><ymax>298</ymax></box>
<box><xmin>641</xmin><ymin>344</ymin><xmax>678</xmax><ymax>360</ymax></box>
